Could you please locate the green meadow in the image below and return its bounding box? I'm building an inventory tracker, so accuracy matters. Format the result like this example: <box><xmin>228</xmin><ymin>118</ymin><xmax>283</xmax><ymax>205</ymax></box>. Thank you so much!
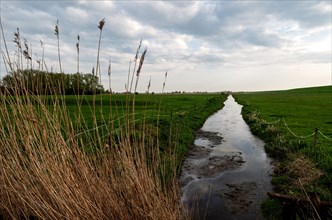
<box><xmin>63</xmin><ymin>93</ymin><xmax>228</xmax><ymax>167</ymax></box>
<box><xmin>234</xmin><ymin>86</ymin><xmax>332</xmax><ymax>202</ymax></box>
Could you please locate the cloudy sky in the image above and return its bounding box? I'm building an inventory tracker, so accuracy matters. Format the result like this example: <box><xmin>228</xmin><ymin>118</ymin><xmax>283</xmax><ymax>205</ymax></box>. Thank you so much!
<box><xmin>0</xmin><ymin>1</ymin><xmax>331</xmax><ymax>92</ymax></box>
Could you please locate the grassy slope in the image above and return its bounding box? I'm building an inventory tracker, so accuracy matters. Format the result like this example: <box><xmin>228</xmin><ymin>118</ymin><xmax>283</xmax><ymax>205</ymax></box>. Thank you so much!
<box><xmin>234</xmin><ymin>86</ymin><xmax>332</xmax><ymax>200</ymax></box>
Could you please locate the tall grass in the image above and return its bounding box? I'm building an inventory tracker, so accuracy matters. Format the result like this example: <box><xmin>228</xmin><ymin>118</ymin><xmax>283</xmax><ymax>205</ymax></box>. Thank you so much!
<box><xmin>0</xmin><ymin>18</ymin><xmax>184</xmax><ymax>219</ymax></box>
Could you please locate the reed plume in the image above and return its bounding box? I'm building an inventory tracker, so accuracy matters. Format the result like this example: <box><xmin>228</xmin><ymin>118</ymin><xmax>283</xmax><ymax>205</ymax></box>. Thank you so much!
<box><xmin>108</xmin><ymin>58</ymin><xmax>111</xmax><ymax>93</ymax></box>
<box><xmin>13</xmin><ymin>27</ymin><xmax>23</xmax><ymax>70</ymax></box>
<box><xmin>23</xmin><ymin>38</ymin><xmax>32</xmax><ymax>69</ymax></box>
<box><xmin>54</xmin><ymin>19</ymin><xmax>62</xmax><ymax>73</ymax></box>
<box><xmin>129</xmin><ymin>39</ymin><xmax>142</xmax><ymax>93</ymax></box>
<box><xmin>147</xmin><ymin>75</ymin><xmax>151</xmax><ymax>93</ymax></box>
<box><xmin>134</xmin><ymin>47</ymin><xmax>147</xmax><ymax>94</ymax></box>
<box><xmin>96</xmin><ymin>18</ymin><xmax>105</xmax><ymax>83</ymax></box>
<box><xmin>162</xmin><ymin>71</ymin><xmax>168</xmax><ymax>93</ymax></box>
<box><xmin>76</xmin><ymin>34</ymin><xmax>80</xmax><ymax>74</ymax></box>
<box><xmin>40</xmin><ymin>40</ymin><xmax>44</xmax><ymax>71</ymax></box>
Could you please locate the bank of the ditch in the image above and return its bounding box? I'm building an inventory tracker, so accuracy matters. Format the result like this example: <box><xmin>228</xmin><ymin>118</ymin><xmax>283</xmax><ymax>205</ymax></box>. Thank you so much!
<box><xmin>233</xmin><ymin>86</ymin><xmax>332</xmax><ymax>219</ymax></box>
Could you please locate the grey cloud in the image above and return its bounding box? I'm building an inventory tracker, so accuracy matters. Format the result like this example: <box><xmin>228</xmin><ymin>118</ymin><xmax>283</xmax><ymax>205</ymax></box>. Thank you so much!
<box><xmin>233</xmin><ymin>27</ymin><xmax>284</xmax><ymax>47</ymax></box>
<box><xmin>1</xmin><ymin>0</ymin><xmax>330</xmax><ymax>92</ymax></box>
<box><xmin>262</xmin><ymin>1</ymin><xmax>331</xmax><ymax>28</ymax></box>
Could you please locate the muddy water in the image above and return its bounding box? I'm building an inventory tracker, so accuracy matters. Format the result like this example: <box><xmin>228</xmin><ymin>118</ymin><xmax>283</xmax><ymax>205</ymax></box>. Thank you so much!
<box><xmin>179</xmin><ymin>95</ymin><xmax>273</xmax><ymax>220</ymax></box>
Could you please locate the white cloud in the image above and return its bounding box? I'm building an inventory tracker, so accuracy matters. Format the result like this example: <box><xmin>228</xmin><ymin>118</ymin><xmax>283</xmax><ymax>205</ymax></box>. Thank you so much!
<box><xmin>65</xmin><ymin>6</ymin><xmax>89</xmax><ymax>22</ymax></box>
<box><xmin>1</xmin><ymin>0</ymin><xmax>330</xmax><ymax>92</ymax></box>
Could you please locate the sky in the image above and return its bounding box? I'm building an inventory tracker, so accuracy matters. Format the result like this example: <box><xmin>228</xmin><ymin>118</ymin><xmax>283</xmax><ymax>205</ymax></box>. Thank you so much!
<box><xmin>0</xmin><ymin>0</ymin><xmax>331</xmax><ymax>93</ymax></box>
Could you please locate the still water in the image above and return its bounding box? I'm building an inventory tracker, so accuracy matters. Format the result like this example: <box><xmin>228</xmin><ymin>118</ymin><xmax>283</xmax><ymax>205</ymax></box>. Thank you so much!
<box><xmin>180</xmin><ymin>95</ymin><xmax>273</xmax><ymax>220</ymax></box>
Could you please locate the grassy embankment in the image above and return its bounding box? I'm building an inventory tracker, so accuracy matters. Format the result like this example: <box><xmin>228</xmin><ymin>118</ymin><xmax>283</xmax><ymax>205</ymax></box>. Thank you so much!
<box><xmin>234</xmin><ymin>86</ymin><xmax>332</xmax><ymax>218</ymax></box>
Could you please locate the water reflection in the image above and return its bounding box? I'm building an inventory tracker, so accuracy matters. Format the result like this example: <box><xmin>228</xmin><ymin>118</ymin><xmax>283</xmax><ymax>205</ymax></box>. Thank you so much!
<box><xmin>180</xmin><ymin>95</ymin><xmax>273</xmax><ymax>220</ymax></box>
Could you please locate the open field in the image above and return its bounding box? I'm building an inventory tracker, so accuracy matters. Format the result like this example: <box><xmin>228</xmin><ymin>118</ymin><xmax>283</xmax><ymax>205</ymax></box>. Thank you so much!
<box><xmin>60</xmin><ymin>93</ymin><xmax>228</xmax><ymax>170</ymax></box>
<box><xmin>234</xmin><ymin>86</ymin><xmax>332</xmax><ymax>217</ymax></box>
<box><xmin>61</xmin><ymin>93</ymin><xmax>226</xmax><ymax>128</ymax></box>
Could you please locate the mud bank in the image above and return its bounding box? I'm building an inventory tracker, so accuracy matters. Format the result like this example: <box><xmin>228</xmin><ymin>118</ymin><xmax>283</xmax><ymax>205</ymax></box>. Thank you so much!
<box><xmin>180</xmin><ymin>95</ymin><xmax>273</xmax><ymax>220</ymax></box>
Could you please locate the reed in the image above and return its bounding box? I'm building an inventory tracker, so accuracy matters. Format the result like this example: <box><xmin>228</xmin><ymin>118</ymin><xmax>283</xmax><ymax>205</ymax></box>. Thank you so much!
<box><xmin>0</xmin><ymin>18</ymin><xmax>185</xmax><ymax>219</ymax></box>
<box><xmin>0</xmin><ymin>93</ymin><xmax>182</xmax><ymax>219</ymax></box>
<box><xmin>54</xmin><ymin>19</ymin><xmax>62</xmax><ymax>73</ymax></box>
<box><xmin>96</xmin><ymin>18</ymin><xmax>105</xmax><ymax>83</ymax></box>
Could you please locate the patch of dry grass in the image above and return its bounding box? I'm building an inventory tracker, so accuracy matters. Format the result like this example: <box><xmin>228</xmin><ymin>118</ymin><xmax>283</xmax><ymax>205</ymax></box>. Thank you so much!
<box><xmin>0</xmin><ymin>88</ymin><xmax>183</xmax><ymax>219</ymax></box>
<box><xmin>0</xmin><ymin>18</ymin><xmax>185</xmax><ymax>219</ymax></box>
<box><xmin>288</xmin><ymin>155</ymin><xmax>323</xmax><ymax>187</ymax></box>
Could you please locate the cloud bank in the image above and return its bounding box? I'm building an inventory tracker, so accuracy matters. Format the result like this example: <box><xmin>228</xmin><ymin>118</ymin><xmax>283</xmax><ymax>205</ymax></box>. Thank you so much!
<box><xmin>1</xmin><ymin>1</ymin><xmax>331</xmax><ymax>92</ymax></box>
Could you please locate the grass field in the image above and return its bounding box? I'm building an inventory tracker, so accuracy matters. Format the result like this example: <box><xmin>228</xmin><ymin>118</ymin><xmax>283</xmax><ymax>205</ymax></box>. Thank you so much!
<box><xmin>63</xmin><ymin>93</ymin><xmax>228</xmax><ymax>170</ymax></box>
<box><xmin>234</xmin><ymin>86</ymin><xmax>332</xmax><ymax>217</ymax></box>
<box><xmin>0</xmin><ymin>89</ymin><xmax>227</xmax><ymax>219</ymax></box>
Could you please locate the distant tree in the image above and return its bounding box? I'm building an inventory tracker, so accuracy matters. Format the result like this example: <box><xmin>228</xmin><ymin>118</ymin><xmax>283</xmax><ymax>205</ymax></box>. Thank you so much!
<box><xmin>1</xmin><ymin>70</ymin><xmax>104</xmax><ymax>95</ymax></box>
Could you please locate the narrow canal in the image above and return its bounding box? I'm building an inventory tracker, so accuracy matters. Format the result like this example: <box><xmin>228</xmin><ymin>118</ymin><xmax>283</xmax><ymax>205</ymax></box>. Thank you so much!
<box><xmin>179</xmin><ymin>95</ymin><xmax>273</xmax><ymax>220</ymax></box>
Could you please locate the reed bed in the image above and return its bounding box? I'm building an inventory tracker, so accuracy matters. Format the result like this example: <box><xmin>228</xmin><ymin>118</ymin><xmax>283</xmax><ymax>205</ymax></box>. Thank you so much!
<box><xmin>0</xmin><ymin>91</ymin><xmax>182</xmax><ymax>219</ymax></box>
<box><xmin>0</xmin><ymin>18</ymin><xmax>184</xmax><ymax>219</ymax></box>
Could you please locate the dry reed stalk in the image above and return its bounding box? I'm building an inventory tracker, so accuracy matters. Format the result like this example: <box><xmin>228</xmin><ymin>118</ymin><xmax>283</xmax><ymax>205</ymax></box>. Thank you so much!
<box><xmin>162</xmin><ymin>71</ymin><xmax>168</xmax><ymax>93</ymax></box>
<box><xmin>96</xmin><ymin>18</ymin><xmax>105</xmax><ymax>83</ymax></box>
<box><xmin>133</xmin><ymin>47</ymin><xmax>147</xmax><ymax>94</ymax></box>
<box><xmin>40</xmin><ymin>40</ymin><xmax>44</xmax><ymax>71</ymax></box>
<box><xmin>147</xmin><ymin>76</ymin><xmax>151</xmax><ymax>93</ymax></box>
<box><xmin>13</xmin><ymin>27</ymin><xmax>23</xmax><ymax>71</ymax></box>
<box><xmin>130</xmin><ymin>47</ymin><xmax>147</xmax><ymax>137</ymax></box>
<box><xmin>0</xmin><ymin>87</ymin><xmax>183</xmax><ymax>219</ymax></box>
<box><xmin>54</xmin><ymin>19</ymin><xmax>62</xmax><ymax>73</ymax></box>
<box><xmin>0</xmin><ymin>19</ymin><xmax>186</xmax><ymax>219</ymax></box>
<box><xmin>0</xmin><ymin>18</ymin><xmax>13</xmax><ymax>72</ymax></box>
<box><xmin>76</xmin><ymin>34</ymin><xmax>80</xmax><ymax>74</ymax></box>
<box><xmin>129</xmin><ymin>39</ymin><xmax>142</xmax><ymax>93</ymax></box>
<box><xmin>23</xmin><ymin>38</ymin><xmax>31</xmax><ymax>66</ymax></box>
<box><xmin>108</xmin><ymin>58</ymin><xmax>111</xmax><ymax>93</ymax></box>
<box><xmin>155</xmin><ymin>71</ymin><xmax>169</xmax><ymax>153</ymax></box>
<box><xmin>126</xmin><ymin>59</ymin><xmax>132</xmax><ymax>93</ymax></box>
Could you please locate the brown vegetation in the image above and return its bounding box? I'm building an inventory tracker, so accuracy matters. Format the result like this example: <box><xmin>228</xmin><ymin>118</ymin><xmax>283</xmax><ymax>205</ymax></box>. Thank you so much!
<box><xmin>0</xmin><ymin>18</ymin><xmax>185</xmax><ymax>219</ymax></box>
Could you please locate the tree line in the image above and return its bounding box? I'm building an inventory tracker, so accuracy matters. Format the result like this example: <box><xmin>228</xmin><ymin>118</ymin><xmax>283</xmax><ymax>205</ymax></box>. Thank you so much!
<box><xmin>0</xmin><ymin>70</ymin><xmax>104</xmax><ymax>95</ymax></box>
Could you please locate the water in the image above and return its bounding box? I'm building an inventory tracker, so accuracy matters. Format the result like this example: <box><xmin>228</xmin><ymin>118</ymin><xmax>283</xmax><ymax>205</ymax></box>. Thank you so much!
<box><xmin>180</xmin><ymin>95</ymin><xmax>273</xmax><ymax>220</ymax></box>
